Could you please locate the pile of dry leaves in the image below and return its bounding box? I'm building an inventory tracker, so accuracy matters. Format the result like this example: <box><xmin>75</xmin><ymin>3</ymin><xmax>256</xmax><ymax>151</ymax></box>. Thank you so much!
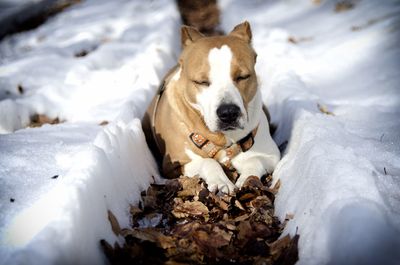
<box><xmin>101</xmin><ymin>175</ymin><xmax>298</xmax><ymax>265</ymax></box>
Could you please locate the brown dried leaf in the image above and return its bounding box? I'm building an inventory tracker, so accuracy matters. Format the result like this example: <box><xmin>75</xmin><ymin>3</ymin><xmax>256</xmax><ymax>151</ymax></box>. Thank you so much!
<box><xmin>177</xmin><ymin>176</ymin><xmax>203</xmax><ymax>197</ymax></box>
<box><xmin>234</xmin><ymin>213</ymin><xmax>250</xmax><ymax>222</ymax></box>
<box><xmin>243</xmin><ymin>175</ymin><xmax>264</xmax><ymax>189</ymax></box>
<box><xmin>212</xmin><ymin>225</ymin><xmax>233</xmax><ymax>245</ymax></box>
<box><xmin>142</xmin><ymin>194</ymin><xmax>158</xmax><ymax>210</ymax></box>
<box><xmin>275</xmin><ymin>234</ymin><xmax>299</xmax><ymax>265</ymax></box>
<box><xmin>288</xmin><ymin>36</ymin><xmax>313</xmax><ymax>44</ymax></box>
<box><xmin>334</xmin><ymin>1</ymin><xmax>355</xmax><ymax>13</ymax></box>
<box><xmin>261</xmin><ymin>174</ymin><xmax>273</xmax><ymax>188</ymax></box>
<box><xmin>220</xmin><ymin>194</ymin><xmax>232</xmax><ymax>204</ymax></box>
<box><xmin>250</xmin><ymin>195</ymin><xmax>273</xmax><ymax>210</ymax></box>
<box><xmin>193</xmin><ymin>226</ymin><xmax>232</xmax><ymax>251</ymax></box>
<box><xmin>29</xmin><ymin>114</ymin><xmax>61</xmax><ymax>128</ymax></box>
<box><xmin>236</xmin><ymin>220</ymin><xmax>252</xmax><ymax>247</ymax></box>
<box><xmin>101</xmin><ymin>174</ymin><xmax>299</xmax><ymax>264</ymax></box>
<box><xmin>172</xmin><ymin>200</ymin><xmax>209</xmax><ymax>219</ymax></box>
<box><xmin>209</xmin><ymin>207</ymin><xmax>224</xmax><ymax>222</ymax></box>
<box><xmin>17</xmin><ymin>84</ymin><xmax>24</xmax><ymax>94</ymax></box>
<box><xmin>173</xmin><ymin>221</ymin><xmax>201</xmax><ymax>238</ymax></box>
<box><xmin>254</xmin><ymin>256</ymin><xmax>274</xmax><ymax>265</ymax></box>
<box><xmin>128</xmin><ymin>228</ymin><xmax>175</xmax><ymax>249</ymax></box>
<box><xmin>238</xmin><ymin>192</ymin><xmax>257</xmax><ymax>202</ymax></box>
<box><xmin>165</xmin><ymin>261</ymin><xmax>189</xmax><ymax>265</ymax></box>
<box><xmin>165</xmin><ymin>179</ymin><xmax>181</xmax><ymax>193</ymax></box>
<box><xmin>130</xmin><ymin>205</ymin><xmax>143</xmax><ymax>216</ymax></box>
<box><xmin>100</xmin><ymin>239</ymin><xmax>115</xmax><ymax>260</ymax></box>
<box><xmin>234</xmin><ymin>199</ymin><xmax>245</xmax><ymax>211</ymax></box>
<box><xmin>317</xmin><ymin>103</ymin><xmax>335</xmax><ymax>116</ymax></box>
<box><xmin>209</xmin><ymin>192</ymin><xmax>229</xmax><ymax>211</ymax></box>
<box><xmin>251</xmin><ymin>222</ymin><xmax>272</xmax><ymax>238</ymax></box>
<box><xmin>220</xmin><ymin>221</ymin><xmax>236</xmax><ymax>231</ymax></box>
<box><xmin>107</xmin><ymin>210</ymin><xmax>121</xmax><ymax>236</ymax></box>
<box><xmin>269</xmin><ymin>234</ymin><xmax>292</xmax><ymax>259</ymax></box>
<box><xmin>120</xmin><ymin>228</ymin><xmax>133</xmax><ymax>237</ymax></box>
<box><xmin>198</xmin><ymin>188</ymin><xmax>210</xmax><ymax>202</ymax></box>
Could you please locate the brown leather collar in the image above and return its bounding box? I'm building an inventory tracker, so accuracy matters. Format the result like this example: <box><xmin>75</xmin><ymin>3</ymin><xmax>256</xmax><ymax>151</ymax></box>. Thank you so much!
<box><xmin>190</xmin><ymin>126</ymin><xmax>258</xmax><ymax>170</ymax></box>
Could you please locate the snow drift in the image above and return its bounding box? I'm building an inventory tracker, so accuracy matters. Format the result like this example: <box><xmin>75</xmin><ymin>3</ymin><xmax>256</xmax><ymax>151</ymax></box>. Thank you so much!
<box><xmin>1</xmin><ymin>0</ymin><xmax>179</xmax><ymax>264</ymax></box>
<box><xmin>221</xmin><ymin>0</ymin><xmax>400</xmax><ymax>264</ymax></box>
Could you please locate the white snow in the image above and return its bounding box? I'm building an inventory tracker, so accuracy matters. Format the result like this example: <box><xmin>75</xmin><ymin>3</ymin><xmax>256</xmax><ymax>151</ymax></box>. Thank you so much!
<box><xmin>1</xmin><ymin>0</ymin><xmax>400</xmax><ymax>264</ymax></box>
<box><xmin>0</xmin><ymin>0</ymin><xmax>179</xmax><ymax>264</ymax></box>
<box><xmin>221</xmin><ymin>0</ymin><xmax>400</xmax><ymax>264</ymax></box>
<box><xmin>0</xmin><ymin>0</ymin><xmax>180</xmax><ymax>132</ymax></box>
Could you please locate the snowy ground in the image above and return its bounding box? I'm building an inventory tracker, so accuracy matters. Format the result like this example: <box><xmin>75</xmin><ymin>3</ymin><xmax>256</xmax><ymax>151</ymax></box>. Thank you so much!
<box><xmin>1</xmin><ymin>0</ymin><xmax>400</xmax><ymax>264</ymax></box>
<box><xmin>221</xmin><ymin>0</ymin><xmax>400</xmax><ymax>264</ymax></box>
<box><xmin>0</xmin><ymin>0</ymin><xmax>179</xmax><ymax>264</ymax></box>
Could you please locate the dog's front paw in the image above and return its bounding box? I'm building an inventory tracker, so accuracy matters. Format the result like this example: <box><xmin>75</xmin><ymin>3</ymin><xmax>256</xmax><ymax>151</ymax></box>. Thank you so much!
<box><xmin>206</xmin><ymin>175</ymin><xmax>236</xmax><ymax>194</ymax></box>
<box><xmin>184</xmin><ymin>156</ymin><xmax>236</xmax><ymax>194</ymax></box>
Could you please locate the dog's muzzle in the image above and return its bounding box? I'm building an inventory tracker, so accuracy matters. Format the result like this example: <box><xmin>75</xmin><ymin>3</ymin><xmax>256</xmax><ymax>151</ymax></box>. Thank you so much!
<box><xmin>216</xmin><ymin>103</ymin><xmax>241</xmax><ymax>131</ymax></box>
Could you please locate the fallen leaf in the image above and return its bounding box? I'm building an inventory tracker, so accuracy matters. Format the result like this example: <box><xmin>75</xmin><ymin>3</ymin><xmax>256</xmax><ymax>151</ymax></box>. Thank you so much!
<box><xmin>29</xmin><ymin>114</ymin><xmax>61</xmax><ymax>128</ymax></box>
<box><xmin>17</xmin><ymin>84</ymin><xmax>24</xmax><ymax>94</ymax></box>
<box><xmin>128</xmin><ymin>228</ymin><xmax>175</xmax><ymax>249</ymax></box>
<box><xmin>172</xmin><ymin>200</ymin><xmax>209</xmax><ymax>219</ymax></box>
<box><xmin>101</xmin><ymin>174</ymin><xmax>298</xmax><ymax>264</ymax></box>
<box><xmin>107</xmin><ymin>210</ymin><xmax>121</xmax><ymax>236</ymax></box>
<box><xmin>317</xmin><ymin>103</ymin><xmax>335</xmax><ymax>116</ymax></box>
<box><xmin>243</xmin><ymin>175</ymin><xmax>264</xmax><ymax>189</ymax></box>
<box><xmin>234</xmin><ymin>199</ymin><xmax>246</xmax><ymax>211</ymax></box>
<box><xmin>269</xmin><ymin>234</ymin><xmax>292</xmax><ymax>259</ymax></box>
<box><xmin>177</xmin><ymin>176</ymin><xmax>203</xmax><ymax>197</ymax></box>
<box><xmin>335</xmin><ymin>1</ymin><xmax>355</xmax><ymax>13</ymax></box>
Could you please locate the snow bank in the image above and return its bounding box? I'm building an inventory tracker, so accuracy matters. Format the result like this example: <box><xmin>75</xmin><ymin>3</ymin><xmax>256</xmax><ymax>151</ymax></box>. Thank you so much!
<box><xmin>221</xmin><ymin>0</ymin><xmax>400</xmax><ymax>264</ymax></box>
<box><xmin>0</xmin><ymin>0</ymin><xmax>179</xmax><ymax>133</ymax></box>
<box><xmin>0</xmin><ymin>0</ymin><xmax>179</xmax><ymax>263</ymax></box>
<box><xmin>2</xmin><ymin>120</ymin><xmax>158</xmax><ymax>265</ymax></box>
<box><xmin>0</xmin><ymin>123</ymin><xmax>100</xmax><ymax>236</ymax></box>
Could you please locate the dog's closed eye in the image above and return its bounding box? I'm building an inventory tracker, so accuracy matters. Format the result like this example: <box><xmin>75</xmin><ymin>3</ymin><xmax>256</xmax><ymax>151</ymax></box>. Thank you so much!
<box><xmin>235</xmin><ymin>74</ymin><xmax>251</xmax><ymax>82</ymax></box>
<box><xmin>193</xmin><ymin>80</ymin><xmax>210</xmax><ymax>87</ymax></box>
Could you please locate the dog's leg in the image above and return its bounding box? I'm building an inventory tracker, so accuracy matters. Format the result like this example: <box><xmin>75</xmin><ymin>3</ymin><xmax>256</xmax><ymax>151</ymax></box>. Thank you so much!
<box><xmin>233</xmin><ymin>113</ymin><xmax>281</xmax><ymax>188</ymax></box>
<box><xmin>184</xmin><ymin>150</ymin><xmax>236</xmax><ymax>194</ymax></box>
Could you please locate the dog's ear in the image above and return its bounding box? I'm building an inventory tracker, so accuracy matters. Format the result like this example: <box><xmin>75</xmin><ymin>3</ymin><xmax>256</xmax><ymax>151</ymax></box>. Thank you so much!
<box><xmin>229</xmin><ymin>21</ymin><xmax>252</xmax><ymax>43</ymax></box>
<box><xmin>181</xmin><ymin>25</ymin><xmax>204</xmax><ymax>48</ymax></box>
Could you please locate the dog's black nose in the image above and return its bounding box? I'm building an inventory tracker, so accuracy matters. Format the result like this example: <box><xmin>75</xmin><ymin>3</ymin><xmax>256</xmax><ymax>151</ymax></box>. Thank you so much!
<box><xmin>216</xmin><ymin>104</ymin><xmax>241</xmax><ymax>124</ymax></box>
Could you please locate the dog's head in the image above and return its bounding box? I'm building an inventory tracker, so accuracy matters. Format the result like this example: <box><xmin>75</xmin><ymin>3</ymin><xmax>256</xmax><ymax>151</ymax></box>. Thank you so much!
<box><xmin>175</xmin><ymin>21</ymin><xmax>259</xmax><ymax>133</ymax></box>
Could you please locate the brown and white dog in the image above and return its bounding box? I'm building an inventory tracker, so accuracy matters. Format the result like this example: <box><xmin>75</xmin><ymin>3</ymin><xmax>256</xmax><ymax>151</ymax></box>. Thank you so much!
<box><xmin>143</xmin><ymin>21</ymin><xmax>280</xmax><ymax>194</ymax></box>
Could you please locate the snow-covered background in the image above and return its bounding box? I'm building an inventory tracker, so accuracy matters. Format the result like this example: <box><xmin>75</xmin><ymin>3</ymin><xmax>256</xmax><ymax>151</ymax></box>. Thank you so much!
<box><xmin>1</xmin><ymin>0</ymin><xmax>399</xmax><ymax>264</ymax></box>
<box><xmin>220</xmin><ymin>1</ymin><xmax>400</xmax><ymax>264</ymax></box>
<box><xmin>0</xmin><ymin>0</ymin><xmax>179</xmax><ymax>264</ymax></box>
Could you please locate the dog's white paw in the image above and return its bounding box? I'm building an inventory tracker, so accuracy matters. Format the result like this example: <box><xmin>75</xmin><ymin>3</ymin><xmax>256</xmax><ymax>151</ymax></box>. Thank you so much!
<box><xmin>184</xmin><ymin>155</ymin><xmax>236</xmax><ymax>194</ymax></box>
<box><xmin>206</xmin><ymin>176</ymin><xmax>236</xmax><ymax>194</ymax></box>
